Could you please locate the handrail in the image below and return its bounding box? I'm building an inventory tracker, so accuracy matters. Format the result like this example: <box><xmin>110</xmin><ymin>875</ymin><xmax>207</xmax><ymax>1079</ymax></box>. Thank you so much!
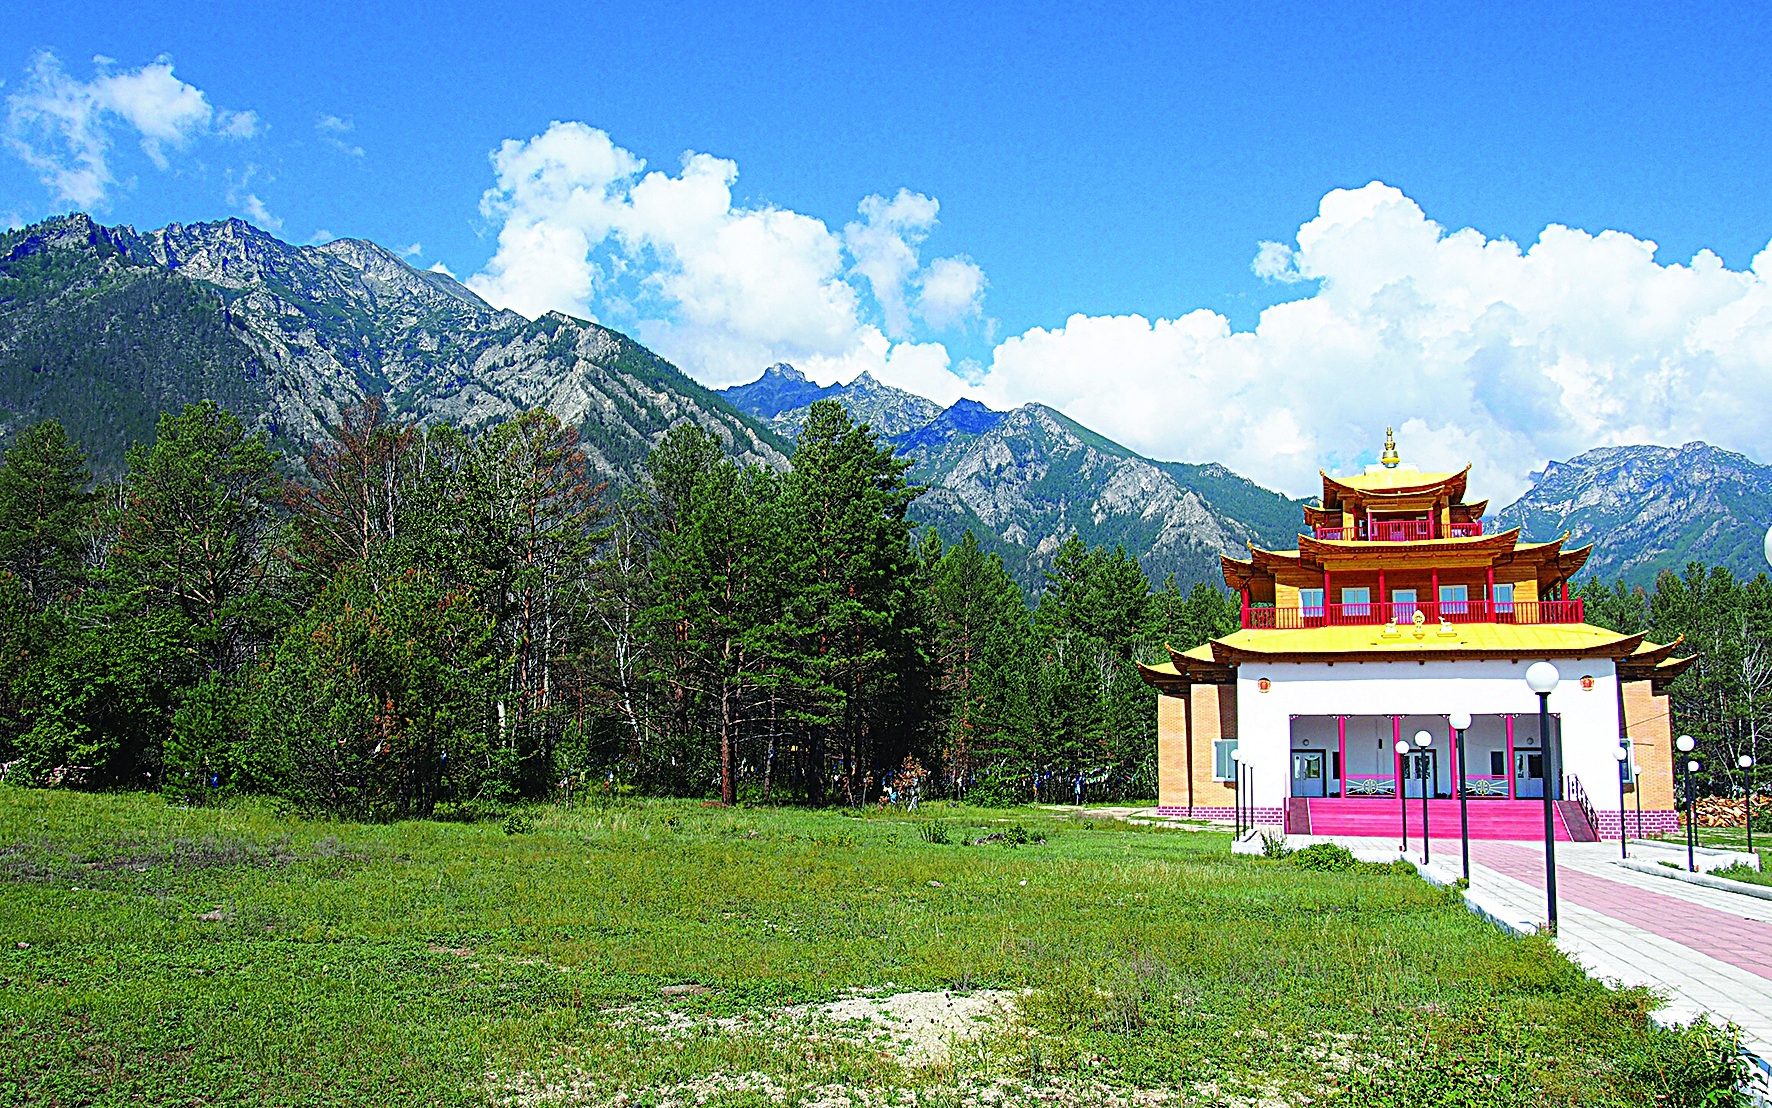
<box><xmin>1311</xmin><ymin>518</ymin><xmax>1486</xmax><ymax>542</ymax></box>
<box><xmin>1245</xmin><ymin>598</ymin><xmax>1585</xmax><ymax>630</ymax></box>
<box><xmin>1564</xmin><ymin>773</ymin><xmax>1599</xmax><ymax>836</ymax></box>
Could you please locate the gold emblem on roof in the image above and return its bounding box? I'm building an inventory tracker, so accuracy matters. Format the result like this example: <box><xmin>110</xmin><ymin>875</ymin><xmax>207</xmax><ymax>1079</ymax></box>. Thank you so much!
<box><xmin>1380</xmin><ymin>426</ymin><xmax>1400</xmax><ymax>469</ymax></box>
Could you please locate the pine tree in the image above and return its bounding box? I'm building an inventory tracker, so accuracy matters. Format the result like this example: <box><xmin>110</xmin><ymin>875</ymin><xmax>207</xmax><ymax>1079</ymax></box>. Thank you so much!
<box><xmin>924</xmin><ymin>529</ymin><xmax>1033</xmax><ymax>790</ymax></box>
<box><xmin>0</xmin><ymin>419</ymin><xmax>92</xmax><ymax>609</ymax></box>
<box><xmin>784</xmin><ymin>400</ymin><xmax>921</xmax><ymax>802</ymax></box>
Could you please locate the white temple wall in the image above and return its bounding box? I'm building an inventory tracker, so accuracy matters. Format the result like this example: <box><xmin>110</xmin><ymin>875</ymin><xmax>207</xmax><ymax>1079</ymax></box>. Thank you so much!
<box><xmin>1235</xmin><ymin>660</ymin><xmax>1621</xmax><ymax>811</ymax></box>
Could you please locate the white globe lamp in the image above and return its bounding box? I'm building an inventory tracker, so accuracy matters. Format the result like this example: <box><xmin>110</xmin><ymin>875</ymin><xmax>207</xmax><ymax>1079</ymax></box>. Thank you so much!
<box><xmin>1449</xmin><ymin>710</ymin><xmax>1472</xmax><ymax>732</ymax></box>
<box><xmin>1525</xmin><ymin>661</ymin><xmax>1560</xmax><ymax>696</ymax></box>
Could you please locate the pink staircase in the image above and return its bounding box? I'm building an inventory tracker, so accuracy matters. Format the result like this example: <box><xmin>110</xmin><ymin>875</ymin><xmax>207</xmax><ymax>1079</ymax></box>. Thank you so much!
<box><xmin>1304</xmin><ymin>798</ymin><xmax>1582</xmax><ymax>841</ymax></box>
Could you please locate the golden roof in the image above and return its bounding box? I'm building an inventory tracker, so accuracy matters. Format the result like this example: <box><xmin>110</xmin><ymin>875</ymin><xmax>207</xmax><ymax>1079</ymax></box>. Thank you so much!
<box><xmin>1331</xmin><ymin>463</ymin><xmax>1468</xmax><ymax>493</ymax></box>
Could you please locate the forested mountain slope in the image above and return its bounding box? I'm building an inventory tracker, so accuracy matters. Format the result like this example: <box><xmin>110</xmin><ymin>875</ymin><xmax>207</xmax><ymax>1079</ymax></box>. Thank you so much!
<box><xmin>0</xmin><ymin>214</ymin><xmax>786</xmax><ymax>478</ymax></box>
<box><xmin>1495</xmin><ymin>442</ymin><xmax>1772</xmax><ymax>585</ymax></box>
<box><xmin>720</xmin><ymin>365</ymin><xmax>1302</xmax><ymax>589</ymax></box>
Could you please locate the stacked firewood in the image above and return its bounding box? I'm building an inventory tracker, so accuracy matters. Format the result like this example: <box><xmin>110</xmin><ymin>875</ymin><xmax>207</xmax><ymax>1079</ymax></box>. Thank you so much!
<box><xmin>1691</xmin><ymin>795</ymin><xmax>1769</xmax><ymax>828</ymax></box>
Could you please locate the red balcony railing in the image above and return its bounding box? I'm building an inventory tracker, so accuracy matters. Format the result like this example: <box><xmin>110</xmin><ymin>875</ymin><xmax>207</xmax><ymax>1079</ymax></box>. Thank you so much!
<box><xmin>1242</xmin><ymin>598</ymin><xmax>1584</xmax><ymax>630</ymax></box>
<box><xmin>1310</xmin><ymin>518</ymin><xmax>1486</xmax><ymax>541</ymax></box>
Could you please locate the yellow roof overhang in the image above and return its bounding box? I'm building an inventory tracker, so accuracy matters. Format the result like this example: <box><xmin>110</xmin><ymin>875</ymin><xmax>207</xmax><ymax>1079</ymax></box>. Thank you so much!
<box><xmin>1206</xmin><ymin>621</ymin><xmax>1647</xmax><ymax>665</ymax></box>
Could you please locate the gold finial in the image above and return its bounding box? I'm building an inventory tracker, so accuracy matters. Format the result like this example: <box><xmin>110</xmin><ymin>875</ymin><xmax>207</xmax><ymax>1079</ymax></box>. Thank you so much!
<box><xmin>1380</xmin><ymin>426</ymin><xmax>1399</xmax><ymax>468</ymax></box>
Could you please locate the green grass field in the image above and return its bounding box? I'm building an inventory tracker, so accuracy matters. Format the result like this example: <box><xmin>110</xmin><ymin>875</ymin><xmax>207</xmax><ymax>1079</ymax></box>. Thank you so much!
<box><xmin>0</xmin><ymin>791</ymin><xmax>1746</xmax><ymax>1107</ymax></box>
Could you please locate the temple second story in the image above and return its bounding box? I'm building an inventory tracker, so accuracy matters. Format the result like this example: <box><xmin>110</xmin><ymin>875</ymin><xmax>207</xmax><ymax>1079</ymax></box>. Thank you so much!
<box><xmin>1224</xmin><ymin>429</ymin><xmax>1590</xmax><ymax>630</ymax></box>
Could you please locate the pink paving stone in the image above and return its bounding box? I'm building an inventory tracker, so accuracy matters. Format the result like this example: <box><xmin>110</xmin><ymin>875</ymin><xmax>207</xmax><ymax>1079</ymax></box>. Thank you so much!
<box><xmin>1472</xmin><ymin>842</ymin><xmax>1772</xmax><ymax>981</ymax></box>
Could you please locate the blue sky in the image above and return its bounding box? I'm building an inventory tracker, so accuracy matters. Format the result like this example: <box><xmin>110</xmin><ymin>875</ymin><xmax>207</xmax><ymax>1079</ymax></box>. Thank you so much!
<box><xmin>5</xmin><ymin>2</ymin><xmax>1772</xmax><ymax>497</ymax></box>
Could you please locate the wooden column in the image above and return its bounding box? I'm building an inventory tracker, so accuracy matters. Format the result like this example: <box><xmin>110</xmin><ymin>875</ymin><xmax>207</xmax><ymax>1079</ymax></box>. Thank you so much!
<box><xmin>1337</xmin><ymin>715</ymin><xmax>1347</xmax><ymax>798</ymax></box>
<box><xmin>1505</xmin><ymin>714</ymin><xmax>1516</xmax><ymax>800</ymax></box>
<box><xmin>1323</xmin><ymin>566</ymin><xmax>1332</xmax><ymax>625</ymax></box>
<box><xmin>1486</xmin><ymin>565</ymin><xmax>1496</xmax><ymax>618</ymax></box>
<box><xmin>1447</xmin><ymin>719</ymin><xmax>1458</xmax><ymax>797</ymax></box>
<box><xmin>1378</xmin><ymin>569</ymin><xmax>1387</xmax><ymax>618</ymax></box>
<box><xmin>1431</xmin><ymin>568</ymin><xmax>1440</xmax><ymax>619</ymax></box>
<box><xmin>1392</xmin><ymin>715</ymin><xmax>1404</xmax><ymax>797</ymax></box>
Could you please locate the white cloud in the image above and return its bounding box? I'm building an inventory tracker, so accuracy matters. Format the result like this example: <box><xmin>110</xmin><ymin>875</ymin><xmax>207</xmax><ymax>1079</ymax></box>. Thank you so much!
<box><xmin>429</xmin><ymin>260</ymin><xmax>457</xmax><ymax>279</ymax></box>
<box><xmin>468</xmin><ymin>122</ymin><xmax>979</xmax><ymax>390</ymax></box>
<box><xmin>3</xmin><ymin>51</ymin><xmax>258</xmax><ymax>207</ymax></box>
<box><xmin>971</xmin><ymin>181</ymin><xmax>1772</xmax><ymax>501</ymax></box>
<box><xmin>918</xmin><ymin>255</ymin><xmax>987</xmax><ymax>329</ymax></box>
<box><xmin>400</xmin><ymin>241</ymin><xmax>422</xmax><ymax>257</ymax></box>
<box><xmin>233</xmin><ymin>191</ymin><xmax>281</xmax><ymax>231</ymax></box>
<box><xmin>315</xmin><ymin>113</ymin><xmax>364</xmax><ymax>157</ymax></box>
<box><xmin>1252</xmin><ymin>240</ymin><xmax>1304</xmax><ymax>282</ymax></box>
<box><xmin>843</xmin><ymin>189</ymin><xmax>938</xmax><ymax>338</ymax></box>
<box><xmin>226</xmin><ymin>165</ymin><xmax>280</xmax><ymax>231</ymax></box>
<box><xmin>465</xmin><ymin>130</ymin><xmax>1772</xmax><ymax>502</ymax></box>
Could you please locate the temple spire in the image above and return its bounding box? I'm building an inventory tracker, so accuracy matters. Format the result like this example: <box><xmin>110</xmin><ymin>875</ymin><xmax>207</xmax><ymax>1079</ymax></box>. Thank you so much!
<box><xmin>1380</xmin><ymin>426</ymin><xmax>1399</xmax><ymax>469</ymax></box>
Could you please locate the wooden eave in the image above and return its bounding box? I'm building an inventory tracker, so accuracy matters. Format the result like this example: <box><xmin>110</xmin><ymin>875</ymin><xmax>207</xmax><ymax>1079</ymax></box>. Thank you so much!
<box><xmin>1495</xmin><ymin>535</ymin><xmax>1568</xmax><ymax>568</ymax></box>
<box><xmin>1555</xmin><ymin>544</ymin><xmax>1593</xmax><ymax>578</ymax></box>
<box><xmin>1457</xmin><ymin>499</ymin><xmax>1489</xmax><ymax>517</ymax></box>
<box><xmin>1166</xmin><ymin>644</ymin><xmax>1236</xmax><ymax>684</ymax></box>
<box><xmin>1221</xmin><ymin>553</ymin><xmax>1263</xmax><ymax>592</ymax></box>
<box><xmin>1650</xmin><ymin>656</ymin><xmax>1697</xmax><ymax>694</ymax></box>
<box><xmin>1135</xmin><ymin>660</ymin><xmax>1192</xmax><ymax>693</ymax></box>
<box><xmin>1625</xmin><ymin>635</ymin><xmax>1684</xmax><ymax>668</ymax></box>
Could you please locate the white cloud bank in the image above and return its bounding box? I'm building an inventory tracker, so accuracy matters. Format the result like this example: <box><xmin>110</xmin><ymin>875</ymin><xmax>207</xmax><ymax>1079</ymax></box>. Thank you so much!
<box><xmin>467</xmin><ymin>125</ymin><xmax>1772</xmax><ymax>501</ymax></box>
<box><xmin>3</xmin><ymin>52</ymin><xmax>259</xmax><ymax>207</ymax></box>
<box><xmin>974</xmin><ymin>183</ymin><xmax>1772</xmax><ymax>500</ymax></box>
<box><xmin>467</xmin><ymin>121</ymin><xmax>983</xmax><ymax>403</ymax></box>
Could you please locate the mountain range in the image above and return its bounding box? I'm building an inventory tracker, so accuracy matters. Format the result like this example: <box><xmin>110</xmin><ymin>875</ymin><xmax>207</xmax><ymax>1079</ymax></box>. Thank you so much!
<box><xmin>717</xmin><ymin>364</ymin><xmax>1302</xmax><ymax>588</ymax></box>
<box><xmin>2</xmin><ymin>212</ymin><xmax>1768</xmax><ymax>593</ymax></box>
<box><xmin>1494</xmin><ymin>442</ymin><xmax>1772</xmax><ymax>586</ymax></box>
<box><xmin>0</xmin><ymin>213</ymin><xmax>785</xmax><ymax>482</ymax></box>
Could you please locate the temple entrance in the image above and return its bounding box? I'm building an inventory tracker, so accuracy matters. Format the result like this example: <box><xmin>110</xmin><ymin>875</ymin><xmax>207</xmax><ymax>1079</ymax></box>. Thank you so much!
<box><xmin>1291</xmin><ymin>751</ymin><xmax>1327</xmax><ymax>798</ymax></box>
<box><xmin>1515</xmin><ymin>750</ymin><xmax>1545</xmax><ymax>799</ymax></box>
<box><xmin>1404</xmin><ymin>750</ymin><xmax>1438</xmax><ymax>798</ymax></box>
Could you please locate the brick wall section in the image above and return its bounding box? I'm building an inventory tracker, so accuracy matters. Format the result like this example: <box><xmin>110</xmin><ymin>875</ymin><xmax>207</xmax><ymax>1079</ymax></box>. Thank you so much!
<box><xmin>1190</xmin><ymin>684</ymin><xmax>1238</xmax><ymax>813</ymax></box>
<box><xmin>1157</xmin><ymin>806</ymin><xmax>1283</xmax><ymax>826</ymax></box>
<box><xmin>1622</xmin><ymin>679</ymin><xmax>1677</xmax><ymax>811</ymax></box>
<box><xmin>1156</xmin><ymin>694</ymin><xmax>1188</xmax><ymax>810</ymax></box>
<box><xmin>1591</xmin><ymin>809</ymin><xmax>1681</xmax><ymax>838</ymax></box>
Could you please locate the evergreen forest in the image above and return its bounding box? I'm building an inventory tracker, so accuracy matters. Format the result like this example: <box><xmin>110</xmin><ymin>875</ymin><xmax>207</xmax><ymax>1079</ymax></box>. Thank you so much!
<box><xmin>1</xmin><ymin>397</ymin><xmax>1766</xmax><ymax>818</ymax></box>
<box><xmin>0</xmin><ymin>399</ymin><xmax>1236</xmax><ymax>818</ymax></box>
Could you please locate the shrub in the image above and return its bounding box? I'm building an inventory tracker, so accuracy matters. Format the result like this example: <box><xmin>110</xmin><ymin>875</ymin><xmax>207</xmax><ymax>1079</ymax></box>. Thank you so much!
<box><xmin>1291</xmin><ymin>842</ymin><xmax>1358</xmax><ymax>872</ymax></box>
<box><xmin>919</xmin><ymin>821</ymin><xmax>951</xmax><ymax>845</ymax></box>
<box><xmin>1259</xmin><ymin>831</ymin><xmax>1291</xmax><ymax>859</ymax></box>
<box><xmin>502</xmin><ymin>809</ymin><xmax>535</xmax><ymax>836</ymax></box>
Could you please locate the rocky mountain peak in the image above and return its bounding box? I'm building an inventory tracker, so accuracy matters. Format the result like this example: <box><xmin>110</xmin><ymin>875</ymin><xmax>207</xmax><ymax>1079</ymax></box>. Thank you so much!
<box><xmin>1495</xmin><ymin>440</ymin><xmax>1772</xmax><ymax>583</ymax></box>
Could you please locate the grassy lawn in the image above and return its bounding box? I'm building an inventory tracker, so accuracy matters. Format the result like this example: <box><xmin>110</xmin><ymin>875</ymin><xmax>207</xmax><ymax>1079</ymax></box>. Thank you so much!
<box><xmin>0</xmin><ymin>791</ymin><xmax>1745</xmax><ymax>1107</ymax></box>
<box><xmin>1692</xmin><ymin>828</ymin><xmax>1772</xmax><ymax>887</ymax></box>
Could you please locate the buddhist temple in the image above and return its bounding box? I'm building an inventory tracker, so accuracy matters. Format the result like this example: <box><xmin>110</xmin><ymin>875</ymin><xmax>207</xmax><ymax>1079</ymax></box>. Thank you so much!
<box><xmin>1138</xmin><ymin>430</ymin><xmax>1694</xmax><ymax>841</ymax></box>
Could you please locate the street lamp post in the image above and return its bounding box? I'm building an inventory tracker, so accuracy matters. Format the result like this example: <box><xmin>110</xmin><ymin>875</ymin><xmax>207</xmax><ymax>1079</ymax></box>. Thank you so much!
<box><xmin>1414</xmin><ymin>729</ymin><xmax>1433</xmax><ymax>866</ymax></box>
<box><xmin>1676</xmin><ymin>734</ymin><xmax>1697</xmax><ymax>872</ymax></box>
<box><xmin>1394</xmin><ymin>738</ymin><xmax>1411</xmax><ymax>853</ymax></box>
<box><xmin>1451</xmin><ymin>710</ymin><xmax>1472</xmax><ymax>882</ymax></box>
<box><xmin>1612</xmin><ymin>744</ymin><xmax>1630</xmax><ymax>860</ymax></box>
<box><xmin>1526</xmin><ymin>662</ymin><xmax>1561</xmax><ymax>933</ymax></box>
<box><xmin>1232</xmin><ymin>750</ymin><xmax>1244</xmax><ymax>839</ymax></box>
<box><xmin>1742</xmin><ymin>754</ymin><xmax>1756</xmax><ymax>855</ymax></box>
